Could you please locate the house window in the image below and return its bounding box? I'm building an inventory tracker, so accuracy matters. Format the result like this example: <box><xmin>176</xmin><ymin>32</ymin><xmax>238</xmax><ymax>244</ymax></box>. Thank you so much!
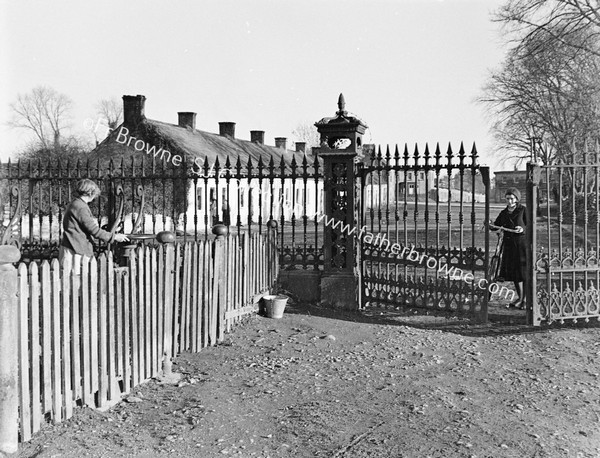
<box><xmin>196</xmin><ymin>187</ymin><xmax>203</xmax><ymax>210</ymax></box>
<box><xmin>513</xmin><ymin>176</ymin><xmax>519</xmax><ymax>183</ymax></box>
<box><xmin>295</xmin><ymin>189</ymin><xmax>305</xmax><ymax>212</ymax></box>
<box><xmin>407</xmin><ymin>172</ymin><xmax>413</xmax><ymax>181</ymax></box>
<box><xmin>409</xmin><ymin>183</ymin><xmax>415</xmax><ymax>195</ymax></box>
<box><xmin>419</xmin><ymin>172</ymin><xmax>424</xmax><ymax>180</ymax></box>
<box><xmin>501</xmin><ymin>177</ymin><xmax>507</xmax><ymax>183</ymax></box>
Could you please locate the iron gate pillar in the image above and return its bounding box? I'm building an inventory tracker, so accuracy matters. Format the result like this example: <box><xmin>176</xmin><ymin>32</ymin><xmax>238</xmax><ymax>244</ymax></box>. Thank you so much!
<box><xmin>526</xmin><ymin>162</ymin><xmax>541</xmax><ymax>325</ymax></box>
<box><xmin>314</xmin><ymin>94</ymin><xmax>367</xmax><ymax>309</ymax></box>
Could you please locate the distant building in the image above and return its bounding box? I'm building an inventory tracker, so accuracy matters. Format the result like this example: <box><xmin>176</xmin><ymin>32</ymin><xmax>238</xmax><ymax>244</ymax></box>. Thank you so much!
<box><xmin>494</xmin><ymin>169</ymin><xmax>549</xmax><ymax>203</ymax></box>
<box><xmin>89</xmin><ymin>95</ymin><xmax>323</xmax><ymax>230</ymax></box>
<box><xmin>362</xmin><ymin>169</ymin><xmax>437</xmax><ymax>206</ymax></box>
<box><xmin>359</xmin><ymin>145</ymin><xmax>438</xmax><ymax>205</ymax></box>
<box><xmin>494</xmin><ymin>170</ymin><xmax>527</xmax><ymax>203</ymax></box>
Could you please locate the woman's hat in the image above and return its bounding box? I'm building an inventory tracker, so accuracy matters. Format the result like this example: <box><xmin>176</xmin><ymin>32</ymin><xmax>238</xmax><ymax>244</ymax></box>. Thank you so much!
<box><xmin>505</xmin><ymin>187</ymin><xmax>521</xmax><ymax>201</ymax></box>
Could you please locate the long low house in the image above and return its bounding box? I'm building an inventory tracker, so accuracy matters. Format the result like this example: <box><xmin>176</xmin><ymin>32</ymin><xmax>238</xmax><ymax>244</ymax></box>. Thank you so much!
<box><xmin>89</xmin><ymin>95</ymin><xmax>324</xmax><ymax>232</ymax></box>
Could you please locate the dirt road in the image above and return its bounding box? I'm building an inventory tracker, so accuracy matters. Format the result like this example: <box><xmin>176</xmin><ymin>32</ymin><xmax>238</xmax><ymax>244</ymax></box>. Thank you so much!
<box><xmin>14</xmin><ymin>303</ymin><xmax>600</xmax><ymax>458</ymax></box>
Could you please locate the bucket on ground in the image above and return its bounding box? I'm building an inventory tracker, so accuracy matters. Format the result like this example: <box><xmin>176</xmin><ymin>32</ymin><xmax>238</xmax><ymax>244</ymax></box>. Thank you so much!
<box><xmin>262</xmin><ymin>294</ymin><xmax>288</xmax><ymax>319</ymax></box>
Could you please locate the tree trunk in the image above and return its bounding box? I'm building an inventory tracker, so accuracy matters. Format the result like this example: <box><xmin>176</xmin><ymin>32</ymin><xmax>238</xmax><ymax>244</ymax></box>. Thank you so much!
<box><xmin>53</xmin><ymin>131</ymin><xmax>61</xmax><ymax>151</ymax></box>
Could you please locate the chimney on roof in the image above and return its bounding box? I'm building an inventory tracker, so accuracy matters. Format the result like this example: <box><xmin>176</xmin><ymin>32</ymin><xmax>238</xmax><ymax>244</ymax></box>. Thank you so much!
<box><xmin>178</xmin><ymin>112</ymin><xmax>196</xmax><ymax>130</ymax></box>
<box><xmin>250</xmin><ymin>130</ymin><xmax>265</xmax><ymax>144</ymax></box>
<box><xmin>122</xmin><ymin>95</ymin><xmax>146</xmax><ymax>126</ymax></box>
<box><xmin>295</xmin><ymin>142</ymin><xmax>306</xmax><ymax>153</ymax></box>
<box><xmin>219</xmin><ymin>122</ymin><xmax>236</xmax><ymax>138</ymax></box>
<box><xmin>275</xmin><ymin>137</ymin><xmax>287</xmax><ymax>149</ymax></box>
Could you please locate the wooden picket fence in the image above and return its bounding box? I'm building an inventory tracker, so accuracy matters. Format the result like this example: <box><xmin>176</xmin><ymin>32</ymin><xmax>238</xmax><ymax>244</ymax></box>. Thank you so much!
<box><xmin>14</xmin><ymin>230</ymin><xmax>278</xmax><ymax>443</ymax></box>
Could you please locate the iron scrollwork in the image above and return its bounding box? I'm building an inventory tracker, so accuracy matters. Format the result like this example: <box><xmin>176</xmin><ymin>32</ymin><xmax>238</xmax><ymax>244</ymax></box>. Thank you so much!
<box><xmin>109</xmin><ymin>185</ymin><xmax>126</xmax><ymax>235</ymax></box>
<box><xmin>132</xmin><ymin>184</ymin><xmax>146</xmax><ymax>234</ymax></box>
<box><xmin>329</xmin><ymin>161</ymin><xmax>350</xmax><ymax>269</ymax></box>
<box><xmin>0</xmin><ymin>186</ymin><xmax>22</xmax><ymax>248</ymax></box>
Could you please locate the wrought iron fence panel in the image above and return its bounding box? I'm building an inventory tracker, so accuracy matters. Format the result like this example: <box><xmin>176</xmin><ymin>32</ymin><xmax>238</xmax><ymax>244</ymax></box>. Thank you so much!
<box><xmin>358</xmin><ymin>143</ymin><xmax>490</xmax><ymax>319</ymax></box>
<box><xmin>528</xmin><ymin>144</ymin><xmax>600</xmax><ymax>325</ymax></box>
<box><xmin>0</xmin><ymin>154</ymin><xmax>324</xmax><ymax>269</ymax></box>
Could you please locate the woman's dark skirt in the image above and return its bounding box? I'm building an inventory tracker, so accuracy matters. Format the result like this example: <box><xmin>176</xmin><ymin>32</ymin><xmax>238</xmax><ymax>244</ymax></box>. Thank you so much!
<box><xmin>499</xmin><ymin>235</ymin><xmax>526</xmax><ymax>282</ymax></box>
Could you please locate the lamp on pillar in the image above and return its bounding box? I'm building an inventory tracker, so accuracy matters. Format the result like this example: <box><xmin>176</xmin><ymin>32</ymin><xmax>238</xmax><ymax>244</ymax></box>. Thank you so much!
<box><xmin>313</xmin><ymin>93</ymin><xmax>368</xmax><ymax>309</ymax></box>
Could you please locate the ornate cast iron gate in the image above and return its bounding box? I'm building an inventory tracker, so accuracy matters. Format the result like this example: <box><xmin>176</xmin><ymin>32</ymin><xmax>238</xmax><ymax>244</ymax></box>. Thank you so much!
<box><xmin>358</xmin><ymin>144</ymin><xmax>491</xmax><ymax>320</ymax></box>
<box><xmin>527</xmin><ymin>149</ymin><xmax>600</xmax><ymax>326</ymax></box>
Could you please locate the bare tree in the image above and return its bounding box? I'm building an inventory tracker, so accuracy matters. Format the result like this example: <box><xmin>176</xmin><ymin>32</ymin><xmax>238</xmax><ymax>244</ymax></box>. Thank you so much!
<box><xmin>292</xmin><ymin>122</ymin><xmax>320</xmax><ymax>153</ymax></box>
<box><xmin>495</xmin><ymin>0</ymin><xmax>600</xmax><ymax>58</ymax></box>
<box><xmin>96</xmin><ymin>98</ymin><xmax>123</xmax><ymax>131</ymax></box>
<box><xmin>16</xmin><ymin>135</ymin><xmax>92</xmax><ymax>162</ymax></box>
<box><xmin>480</xmin><ymin>25</ymin><xmax>600</xmax><ymax>165</ymax></box>
<box><xmin>9</xmin><ymin>86</ymin><xmax>73</xmax><ymax>151</ymax></box>
<box><xmin>88</xmin><ymin>98</ymin><xmax>123</xmax><ymax>144</ymax></box>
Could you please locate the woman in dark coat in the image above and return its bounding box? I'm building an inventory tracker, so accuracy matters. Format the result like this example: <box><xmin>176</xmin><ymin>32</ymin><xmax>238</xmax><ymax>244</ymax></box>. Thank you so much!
<box><xmin>492</xmin><ymin>187</ymin><xmax>527</xmax><ymax>309</ymax></box>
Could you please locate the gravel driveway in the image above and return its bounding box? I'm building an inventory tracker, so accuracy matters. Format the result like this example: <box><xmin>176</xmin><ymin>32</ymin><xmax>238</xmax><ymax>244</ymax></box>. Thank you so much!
<box><xmin>14</xmin><ymin>302</ymin><xmax>600</xmax><ymax>458</ymax></box>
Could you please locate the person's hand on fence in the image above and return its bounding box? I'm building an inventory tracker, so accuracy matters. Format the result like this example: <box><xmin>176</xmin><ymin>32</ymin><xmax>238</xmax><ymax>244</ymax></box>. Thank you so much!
<box><xmin>515</xmin><ymin>226</ymin><xmax>523</xmax><ymax>233</ymax></box>
<box><xmin>114</xmin><ymin>233</ymin><xmax>130</xmax><ymax>243</ymax></box>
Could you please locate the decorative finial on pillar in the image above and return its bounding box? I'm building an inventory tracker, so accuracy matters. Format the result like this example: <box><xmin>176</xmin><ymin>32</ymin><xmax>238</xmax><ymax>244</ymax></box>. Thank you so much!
<box><xmin>337</xmin><ymin>93</ymin><xmax>346</xmax><ymax>115</ymax></box>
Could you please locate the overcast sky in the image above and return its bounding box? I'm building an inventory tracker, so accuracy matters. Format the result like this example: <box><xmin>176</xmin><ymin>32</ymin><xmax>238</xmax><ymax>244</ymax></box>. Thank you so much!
<box><xmin>0</xmin><ymin>0</ymin><xmax>509</xmax><ymax>169</ymax></box>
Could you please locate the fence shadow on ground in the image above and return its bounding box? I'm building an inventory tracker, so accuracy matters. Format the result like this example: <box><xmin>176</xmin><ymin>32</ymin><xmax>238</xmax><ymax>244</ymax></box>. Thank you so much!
<box><xmin>283</xmin><ymin>300</ymin><xmax>599</xmax><ymax>338</ymax></box>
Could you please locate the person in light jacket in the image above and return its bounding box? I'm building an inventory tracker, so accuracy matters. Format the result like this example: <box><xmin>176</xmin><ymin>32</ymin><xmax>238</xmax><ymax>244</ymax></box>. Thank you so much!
<box><xmin>59</xmin><ymin>179</ymin><xmax>129</xmax><ymax>261</ymax></box>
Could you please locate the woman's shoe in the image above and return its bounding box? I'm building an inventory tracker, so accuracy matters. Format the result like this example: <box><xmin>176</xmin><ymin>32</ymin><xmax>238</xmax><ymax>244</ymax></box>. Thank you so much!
<box><xmin>517</xmin><ymin>302</ymin><xmax>526</xmax><ymax>310</ymax></box>
<box><xmin>506</xmin><ymin>301</ymin><xmax>519</xmax><ymax>309</ymax></box>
